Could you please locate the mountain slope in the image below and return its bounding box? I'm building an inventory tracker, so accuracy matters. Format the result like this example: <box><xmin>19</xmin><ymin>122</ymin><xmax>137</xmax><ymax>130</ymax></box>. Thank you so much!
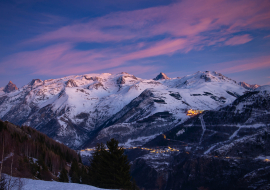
<box><xmin>128</xmin><ymin>85</ymin><xmax>270</xmax><ymax>190</ymax></box>
<box><xmin>87</xmin><ymin>71</ymin><xmax>247</xmax><ymax>147</ymax></box>
<box><xmin>0</xmin><ymin>120</ymin><xmax>79</xmax><ymax>181</ymax></box>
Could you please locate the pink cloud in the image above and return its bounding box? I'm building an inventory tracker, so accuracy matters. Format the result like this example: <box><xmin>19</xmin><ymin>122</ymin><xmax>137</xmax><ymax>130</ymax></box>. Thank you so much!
<box><xmin>225</xmin><ymin>34</ymin><xmax>253</xmax><ymax>46</ymax></box>
<box><xmin>211</xmin><ymin>55</ymin><xmax>270</xmax><ymax>74</ymax></box>
<box><xmin>2</xmin><ymin>39</ymin><xmax>190</xmax><ymax>76</ymax></box>
<box><xmin>2</xmin><ymin>0</ymin><xmax>270</xmax><ymax>77</ymax></box>
<box><xmin>25</xmin><ymin>0</ymin><xmax>270</xmax><ymax>46</ymax></box>
<box><xmin>1</xmin><ymin>43</ymin><xmax>108</xmax><ymax>75</ymax></box>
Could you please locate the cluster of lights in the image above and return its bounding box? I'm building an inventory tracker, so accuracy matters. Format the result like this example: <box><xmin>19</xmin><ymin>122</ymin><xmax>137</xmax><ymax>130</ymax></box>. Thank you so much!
<box><xmin>186</xmin><ymin>109</ymin><xmax>204</xmax><ymax>116</ymax></box>
<box><xmin>81</xmin><ymin>146</ymin><xmax>181</xmax><ymax>153</ymax></box>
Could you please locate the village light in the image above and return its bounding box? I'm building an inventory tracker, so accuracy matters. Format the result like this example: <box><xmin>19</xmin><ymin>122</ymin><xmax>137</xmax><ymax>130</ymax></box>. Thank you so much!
<box><xmin>187</xmin><ymin>109</ymin><xmax>204</xmax><ymax>116</ymax></box>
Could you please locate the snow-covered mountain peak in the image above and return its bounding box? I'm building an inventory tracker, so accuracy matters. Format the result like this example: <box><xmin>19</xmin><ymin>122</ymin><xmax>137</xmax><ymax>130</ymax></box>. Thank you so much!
<box><xmin>166</xmin><ymin>71</ymin><xmax>238</xmax><ymax>89</ymax></box>
<box><xmin>239</xmin><ymin>82</ymin><xmax>260</xmax><ymax>90</ymax></box>
<box><xmin>29</xmin><ymin>79</ymin><xmax>43</xmax><ymax>86</ymax></box>
<box><xmin>153</xmin><ymin>72</ymin><xmax>170</xmax><ymax>80</ymax></box>
<box><xmin>195</xmin><ymin>71</ymin><xmax>236</xmax><ymax>83</ymax></box>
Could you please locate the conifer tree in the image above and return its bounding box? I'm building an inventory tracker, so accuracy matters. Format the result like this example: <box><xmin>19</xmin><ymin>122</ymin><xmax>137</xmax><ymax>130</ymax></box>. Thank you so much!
<box><xmin>88</xmin><ymin>143</ymin><xmax>106</xmax><ymax>186</ymax></box>
<box><xmin>70</xmin><ymin>158</ymin><xmax>80</xmax><ymax>183</ymax></box>
<box><xmin>81</xmin><ymin>166</ymin><xmax>89</xmax><ymax>184</ymax></box>
<box><xmin>78</xmin><ymin>153</ymin><xmax>82</xmax><ymax>163</ymax></box>
<box><xmin>59</xmin><ymin>168</ymin><xmax>69</xmax><ymax>182</ymax></box>
<box><xmin>88</xmin><ymin>138</ymin><xmax>135</xmax><ymax>189</ymax></box>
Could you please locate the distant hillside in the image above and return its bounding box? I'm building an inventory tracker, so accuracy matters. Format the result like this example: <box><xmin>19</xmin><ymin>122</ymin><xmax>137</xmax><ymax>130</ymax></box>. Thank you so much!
<box><xmin>0</xmin><ymin>120</ymin><xmax>80</xmax><ymax>181</ymax></box>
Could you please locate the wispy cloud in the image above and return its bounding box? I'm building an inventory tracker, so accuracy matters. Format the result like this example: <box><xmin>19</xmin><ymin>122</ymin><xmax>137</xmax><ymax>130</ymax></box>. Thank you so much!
<box><xmin>2</xmin><ymin>0</ymin><xmax>270</xmax><ymax>77</ymax></box>
<box><xmin>25</xmin><ymin>0</ymin><xmax>270</xmax><ymax>45</ymax></box>
<box><xmin>1</xmin><ymin>39</ymin><xmax>190</xmax><ymax>76</ymax></box>
<box><xmin>212</xmin><ymin>56</ymin><xmax>270</xmax><ymax>74</ymax></box>
<box><xmin>225</xmin><ymin>34</ymin><xmax>253</xmax><ymax>46</ymax></box>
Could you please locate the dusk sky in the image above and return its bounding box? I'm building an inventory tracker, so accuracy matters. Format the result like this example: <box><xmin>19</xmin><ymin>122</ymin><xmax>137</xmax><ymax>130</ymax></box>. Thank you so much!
<box><xmin>1</xmin><ymin>0</ymin><xmax>270</xmax><ymax>87</ymax></box>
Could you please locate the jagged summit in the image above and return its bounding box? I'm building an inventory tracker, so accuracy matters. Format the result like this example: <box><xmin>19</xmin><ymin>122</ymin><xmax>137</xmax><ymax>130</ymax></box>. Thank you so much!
<box><xmin>239</xmin><ymin>82</ymin><xmax>260</xmax><ymax>90</ymax></box>
<box><xmin>29</xmin><ymin>79</ymin><xmax>43</xmax><ymax>86</ymax></box>
<box><xmin>196</xmin><ymin>71</ymin><xmax>235</xmax><ymax>83</ymax></box>
<box><xmin>153</xmin><ymin>72</ymin><xmax>170</xmax><ymax>80</ymax></box>
<box><xmin>3</xmin><ymin>81</ymin><xmax>18</xmax><ymax>93</ymax></box>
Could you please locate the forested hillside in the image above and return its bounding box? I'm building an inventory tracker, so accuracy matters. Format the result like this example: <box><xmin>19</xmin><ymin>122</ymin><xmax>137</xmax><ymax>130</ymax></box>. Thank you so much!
<box><xmin>0</xmin><ymin>120</ymin><xmax>80</xmax><ymax>181</ymax></box>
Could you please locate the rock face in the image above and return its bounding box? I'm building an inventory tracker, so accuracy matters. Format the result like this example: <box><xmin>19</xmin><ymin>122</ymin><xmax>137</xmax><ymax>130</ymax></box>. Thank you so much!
<box><xmin>29</xmin><ymin>79</ymin><xmax>43</xmax><ymax>86</ymax></box>
<box><xmin>117</xmin><ymin>76</ymin><xmax>125</xmax><ymax>84</ymax></box>
<box><xmin>66</xmin><ymin>79</ymin><xmax>78</xmax><ymax>87</ymax></box>
<box><xmin>239</xmin><ymin>81</ymin><xmax>260</xmax><ymax>90</ymax></box>
<box><xmin>153</xmin><ymin>72</ymin><xmax>170</xmax><ymax>80</ymax></box>
<box><xmin>3</xmin><ymin>81</ymin><xmax>18</xmax><ymax>93</ymax></box>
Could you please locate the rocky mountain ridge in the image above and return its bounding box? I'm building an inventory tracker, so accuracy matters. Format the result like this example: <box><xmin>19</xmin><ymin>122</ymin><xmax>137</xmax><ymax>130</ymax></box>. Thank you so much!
<box><xmin>239</xmin><ymin>81</ymin><xmax>260</xmax><ymax>90</ymax></box>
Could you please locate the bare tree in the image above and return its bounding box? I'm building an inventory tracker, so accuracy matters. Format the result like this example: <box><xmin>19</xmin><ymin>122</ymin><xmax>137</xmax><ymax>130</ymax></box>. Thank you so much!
<box><xmin>0</xmin><ymin>175</ymin><xmax>7</xmax><ymax>190</ymax></box>
<box><xmin>0</xmin><ymin>136</ymin><xmax>4</xmax><ymax>180</ymax></box>
<box><xmin>7</xmin><ymin>151</ymin><xmax>14</xmax><ymax>190</ymax></box>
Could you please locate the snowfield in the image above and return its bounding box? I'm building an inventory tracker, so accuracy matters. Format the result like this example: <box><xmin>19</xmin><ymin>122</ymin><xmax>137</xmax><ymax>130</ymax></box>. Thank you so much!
<box><xmin>23</xmin><ymin>179</ymin><xmax>110</xmax><ymax>190</ymax></box>
<box><xmin>7</xmin><ymin>177</ymin><xmax>111</xmax><ymax>190</ymax></box>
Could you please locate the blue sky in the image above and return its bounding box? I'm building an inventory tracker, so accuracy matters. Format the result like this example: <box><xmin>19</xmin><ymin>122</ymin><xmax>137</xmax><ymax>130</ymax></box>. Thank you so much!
<box><xmin>1</xmin><ymin>0</ymin><xmax>270</xmax><ymax>87</ymax></box>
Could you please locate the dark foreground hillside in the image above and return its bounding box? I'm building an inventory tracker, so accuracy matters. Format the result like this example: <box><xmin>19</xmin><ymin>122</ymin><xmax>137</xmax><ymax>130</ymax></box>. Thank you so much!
<box><xmin>1</xmin><ymin>120</ymin><xmax>138</xmax><ymax>190</ymax></box>
<box><xmin>0</xmin><ymin>120</ymin><xmax>80</xmax><ymax>181</ymax></box>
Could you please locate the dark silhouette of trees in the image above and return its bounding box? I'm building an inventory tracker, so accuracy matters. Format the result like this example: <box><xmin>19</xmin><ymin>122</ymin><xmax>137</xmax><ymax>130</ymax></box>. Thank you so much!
<box><xmin>88</xmin><ymin>138</ymin><xmax>137</xmax><ymax>189</ymax></box>
<box><xmin>59</xmin><ymin>168</ymin><xmax>69</xmax><ymax>182</ymax></box>
<box><xmin>69</xmin><ymin>158</ymin><xmax>80</xmax><ymax>183</ymax></box>
<box><xmin>0</xmin><ymin>120</ymin><xmax>79</xmax><ymax>181</ymax></box>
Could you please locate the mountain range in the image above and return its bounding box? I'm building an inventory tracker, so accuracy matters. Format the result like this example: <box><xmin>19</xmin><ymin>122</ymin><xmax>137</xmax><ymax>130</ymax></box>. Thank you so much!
<box><xmin>1</xmin><ymin>71</ymin><xmax>270</xmax><ymax>189</ymax></box>
<box><xmin>0</xmin><ymin>71</ymin><xmax>260</xmax><ymax>149</ymax></box>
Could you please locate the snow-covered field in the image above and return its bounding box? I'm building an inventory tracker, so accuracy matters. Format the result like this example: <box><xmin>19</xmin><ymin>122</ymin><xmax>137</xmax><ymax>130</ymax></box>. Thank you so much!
<box><xmin>6</xmin><ymin>176</ymin><xmax>111</xmax><ymax>190</ymax></box>
<box><xmin>23</xmin><ymin>179</ymin><xmax>110</xmax><ymax>190</ymax></box>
